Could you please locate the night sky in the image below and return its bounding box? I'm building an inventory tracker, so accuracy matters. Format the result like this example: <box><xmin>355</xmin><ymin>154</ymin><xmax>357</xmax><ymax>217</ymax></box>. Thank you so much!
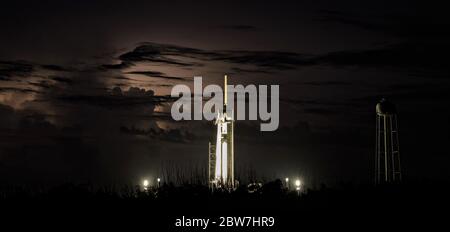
<box><xmin>1</xmin><ymin>0</ymin><xmax>450</xmax><ymax>187</ymax></box>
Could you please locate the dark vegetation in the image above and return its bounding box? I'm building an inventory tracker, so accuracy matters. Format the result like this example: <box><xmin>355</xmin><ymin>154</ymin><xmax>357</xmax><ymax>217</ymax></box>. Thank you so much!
<box><xmin>1</xmin><ymin>179</ymin><xmax>448</xmax><ymax>230</ymax></box>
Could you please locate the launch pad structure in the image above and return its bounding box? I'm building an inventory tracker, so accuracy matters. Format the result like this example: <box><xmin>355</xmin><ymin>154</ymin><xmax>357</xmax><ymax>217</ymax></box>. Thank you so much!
<box><xmin>208</xmin><ymin>75</ymin><xmax>235</xmax><ymax>190</ymax></box>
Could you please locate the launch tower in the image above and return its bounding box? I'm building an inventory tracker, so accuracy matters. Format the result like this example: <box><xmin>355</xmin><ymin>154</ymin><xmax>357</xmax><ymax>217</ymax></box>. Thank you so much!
<box><xmin>208</xmin><ymin>75</ymin><xmax>235</xmax><ymax>190</ymax></box>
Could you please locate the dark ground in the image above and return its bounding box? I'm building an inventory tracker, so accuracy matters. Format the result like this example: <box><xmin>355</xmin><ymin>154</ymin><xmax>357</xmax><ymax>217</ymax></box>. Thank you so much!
<box><xmin>1</xmin><ymin>180</ymin><xmax>448</xmax><ymax>231</ymax></box>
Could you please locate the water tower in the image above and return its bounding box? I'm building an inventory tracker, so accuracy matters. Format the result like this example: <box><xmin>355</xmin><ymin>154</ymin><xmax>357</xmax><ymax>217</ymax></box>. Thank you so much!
<box><xmin>375</xmin><ymin>98</ymin><xmax>402</xmax><ymax>184</ymax></box>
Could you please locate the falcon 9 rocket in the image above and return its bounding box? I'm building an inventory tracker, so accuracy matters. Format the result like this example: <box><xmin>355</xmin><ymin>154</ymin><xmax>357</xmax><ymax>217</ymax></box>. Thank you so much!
<box><xmin>208</xmin><ymin>75</ymin><xmax>235</xmax><ymax>190</ymax></box>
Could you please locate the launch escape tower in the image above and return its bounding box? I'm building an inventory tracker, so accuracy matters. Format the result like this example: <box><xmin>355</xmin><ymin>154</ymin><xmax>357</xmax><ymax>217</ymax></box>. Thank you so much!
<box><xmin>375</xmin><ymin>99</ymin><xmax>402</xmax><ymax>184</ymax></box>
<box><xmin>208</xmin><ymin>75</ymin><xmax>235</xmax><ymax>190</ymax></box>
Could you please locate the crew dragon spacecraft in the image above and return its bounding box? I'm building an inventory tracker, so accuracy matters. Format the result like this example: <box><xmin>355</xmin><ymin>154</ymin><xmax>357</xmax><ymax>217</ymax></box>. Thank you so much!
<box><xmin>208</xmin><ymin>75</ymin><xmax>235</xmax><ymax>190</ymax></box>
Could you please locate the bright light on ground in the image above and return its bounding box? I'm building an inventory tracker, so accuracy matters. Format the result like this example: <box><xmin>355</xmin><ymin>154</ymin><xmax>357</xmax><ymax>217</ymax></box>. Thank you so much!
<box><xmin>143</xmin><ymin>180</ymin><xmax>149</xmax><ymax>187</ymax></box>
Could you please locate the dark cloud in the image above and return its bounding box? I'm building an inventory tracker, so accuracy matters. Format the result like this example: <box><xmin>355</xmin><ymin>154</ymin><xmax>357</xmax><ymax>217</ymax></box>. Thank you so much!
<box><xmin>0</xmin><ymin>60</ymin><xmax>34</xmax><ymax>79</ymax></box>
<box><xmin>51</xmin><ymin>76</ymin><xmax>74</xmax><ymax>84</ymax></box>
<box><xmin>101</xmin><ymin>62</ymin><xmax>133</xmax><ymax>70</ymax></box>
<box><xmin>214</xmin><ymin>51</ymin><xmax>313</xmax><ymax>70</ymax></box>
<box><xmin>0</xmin><ymin>56</ymin><xmax>184</xmax><ymax>185</ymax></box>
<box><xmin>109</xmin><ymin>42</ymin><xmax>313</xmax><ymax>72</ymax></box>
<box><xmin>319</xmin><ymin>8</ymin><xmax>450</xmax><ymax>38</ymax></box>
<box><xmin>40</xmin><ymin>64</ymin><xmax>73</xmax><ymax>72</ymax></box>
<box><xmin>230</xmin><ymin>67</ymin><xmax>274</xmax><ymax>74</ymax></box>
<box><xmin>281</xmin><ymin>98</ymin><xmax>357</xmax><ymax>107</ymax></box>
<box><xmin>56</xmin><ymin>87</ymin><xmax>172</xmax><ymax>108</ymax></box>
<box><xmin>0</xmin><ymin>85</ymin><xmax>177</xmax><ymax>185</ymax></box>
<box><xmin>27</xmin><ymin>80</ymin><xmax>52</xmax><ymax>89</ymax></box>
<box><xmin>125</xmin><ymin>71</ymin><xmax>187</xmax><ymax>81</ymax></box>
<box><xmin>120</xmin><ymin>126</ymin><xmax>195</xmax><ymax>143</ymax></box>
<box><xmin>113</xmin><ymin>38</ymin><xmax>450</xmax><ymax>78</ymax></box>
<box><xmin>300</xmin><ymin>81</ymin><xmax>351</xmax><ymax>86</ymax></box>
<box><xmin>0</xmin><ymin>103</ymin><xmax>96</xmax><ymax>185</ymax></box>
<box><xmin>118</xmin><ymin>42</ymin><xmax>209</xmax><ymax>67</ymax></box>
<box><xmin>0</xmin><ymin>87</ymin><xmax>39</xmax><ymax>93</ymax></box>
<box><xmin>312</xmin><ymin>42</ymin><xmax>450</xmax><ymax>76</ymax></box>
<box><xmin>218</xmin><ymin>25</ymin><xmax>257</xmax><ymax>31</ymax></box>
